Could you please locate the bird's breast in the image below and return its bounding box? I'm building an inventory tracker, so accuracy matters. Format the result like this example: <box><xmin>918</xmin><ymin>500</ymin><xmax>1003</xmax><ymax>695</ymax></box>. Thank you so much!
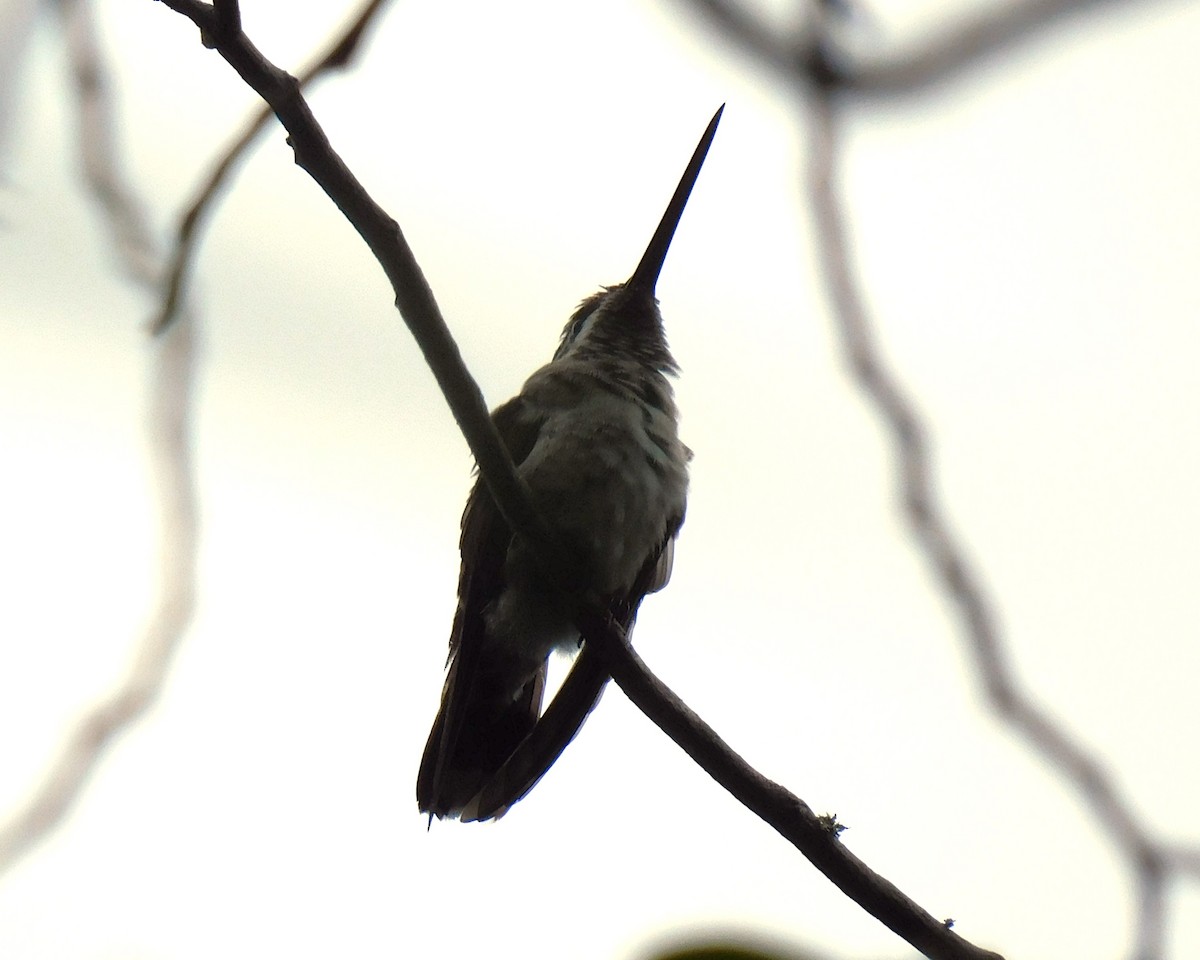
<box><xmin>519</xmin><ymin>377</ymin><xmax>688</xmax><ymax>597</ymax></box>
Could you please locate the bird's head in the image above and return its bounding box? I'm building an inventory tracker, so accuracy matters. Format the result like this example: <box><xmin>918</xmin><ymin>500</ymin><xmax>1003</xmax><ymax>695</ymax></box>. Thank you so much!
<box><xmin>554</xmin><ymin>105</ymin><xmax>723</xmax><ymax>372</ymax></box>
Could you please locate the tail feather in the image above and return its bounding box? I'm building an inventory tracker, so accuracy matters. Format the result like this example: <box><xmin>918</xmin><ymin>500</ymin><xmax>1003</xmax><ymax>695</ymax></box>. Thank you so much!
<box><xmin>417</xmin><ymin>660</ymin><xmax>546</xmax><ymax>820</ymax></box>
<box><xmin>459</xmin><ymin>644</ymin><xmax>609</xmax><ymax>821</ymax></box>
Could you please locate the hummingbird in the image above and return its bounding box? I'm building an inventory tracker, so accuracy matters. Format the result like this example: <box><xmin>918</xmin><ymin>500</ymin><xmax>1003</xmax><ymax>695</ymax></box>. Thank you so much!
<box><xmin>417</xmin><ymin>106</ymin><xmax>723</xmax><ymax>822</ymax></box>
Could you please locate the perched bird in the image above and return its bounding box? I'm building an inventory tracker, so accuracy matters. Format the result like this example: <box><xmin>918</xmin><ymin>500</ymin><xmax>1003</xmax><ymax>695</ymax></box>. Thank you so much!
<box><xmin>417</xmin><ymin>106</ymin><xmax>723</xmax><ymax>821</ymax></box>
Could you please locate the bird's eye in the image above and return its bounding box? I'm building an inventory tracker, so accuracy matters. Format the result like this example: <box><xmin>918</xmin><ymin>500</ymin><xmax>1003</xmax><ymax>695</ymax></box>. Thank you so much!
<box><xmin>556</xmin><ymin>293</ymin><xmax>608</xmax><ymax>359</ymax></box>
<box><xmin>569</xmin><ymin>309</ymin><xmax>598</xmax><ymax>344</ymax></box>
<box><xmin>555</xmin><ymin>310</ymin><xmax>592</xmax><ymax>359</ymax></box>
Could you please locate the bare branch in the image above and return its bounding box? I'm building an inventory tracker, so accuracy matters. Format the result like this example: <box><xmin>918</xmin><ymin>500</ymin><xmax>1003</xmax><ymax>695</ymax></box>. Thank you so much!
<box><xmin>0</xmin><ymin>318</ymin><xmax>197</xmax><ymax>874</ymax></box>
<box><xmin>211</xmin><ymin>0</ymin><xmax>240</xmax><ymax>39</ymax></box>
<box><xmin>846</xmin><ymin>0</ymin><xmax>1141</xmax><ymax>96</ymax></box>
<box><xmin>794</xmin><ymin>18</ymin><xmax>1190</xmax><ymax>960</ymax></box>
<box><xmin>676</xmin><ymin>0</ymin><xmax>803</xmax><ymax>74</ymax></box>
<box><xmin>1167</xmin><ymin>846</ymin><xmax>1200</xmax><ymax>875</ymax></box>
<box><xmin>677</xmin><ymin>0</ymin><xmax>1162</xmax><ymax>98</ymax></box>
<box><xmin>148</xmin><ymin>4</ymin><xmax>1005</xmax><ymax>957</ymax></box>
<box><xmin>152</xmin><ymin>0</ymin><xmax>395</xmax><ymax>334</ymax></box>
<box><xmin>677</xmin><ymin>3</ymin><xmax>1198</xmax><ymax>957</ymax></box>
<box><xmin>1131</xmin><ymin>859</ymin><xmax>1166</xmax><ymax>960</ymax></box>
<box><xmin>58</xmin><ymin>0</ymin><xmax>159</xmax><ymax>285</ymax></box>
<box><xmin>580</xmin><ymin>612</ymin><xmax>1005</xmax><ymax>960</ymax></box>
<box><xmin>0</xmin><ymin>0</ymin><xmax>198</xmax><ymax>875</ymax></box>
<box><xmin>152</xmin><ymin>0</ymin><xmax>575</xmax><ymax>579</ymax></box>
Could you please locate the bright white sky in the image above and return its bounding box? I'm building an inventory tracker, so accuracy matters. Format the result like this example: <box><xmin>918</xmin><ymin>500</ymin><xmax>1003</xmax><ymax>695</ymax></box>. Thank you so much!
<box><xmin>1</xmin><ymin>1</ymin><xmax>1198</xmax><ymax>958</ymax></box>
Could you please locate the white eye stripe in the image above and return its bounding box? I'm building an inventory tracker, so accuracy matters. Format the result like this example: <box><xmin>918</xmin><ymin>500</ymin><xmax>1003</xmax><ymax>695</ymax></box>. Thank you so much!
<box><xmin>557</xmin><ymin>307</ymin><xmax>602</xmax><ymax>359</ymax></box>
<box><xmin>571</xmin><ymin>309</ymin><xmax>600</xmax><ymax>344</ymax></box>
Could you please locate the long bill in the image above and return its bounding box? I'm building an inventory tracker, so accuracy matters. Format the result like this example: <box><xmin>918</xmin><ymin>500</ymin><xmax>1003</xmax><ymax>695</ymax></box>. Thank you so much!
<box><xmin>626</xmin><ymin>104</ymin><xmax>725</xmax><ymax>296</ymax></box>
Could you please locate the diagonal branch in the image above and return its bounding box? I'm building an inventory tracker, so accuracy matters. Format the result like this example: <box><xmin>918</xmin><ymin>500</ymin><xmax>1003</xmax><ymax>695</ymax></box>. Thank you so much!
<box><xmin>148</xmin><ymin>3</ymin><xmax>1004</xmax><ymax>957</ymax></box>
<box><xmin>152</xmin><ymin>0</ymin><xmax>575</xmax><ymax>580</ymax></box>
<box><xmin>151</xmin><ymin>0</ymin><xmax>395</xmax><ymax>334</ymax></box>
<box><xmin>579</xmin><ymin>611</ymin><xmax>1004</xmax><ymax>960</ymax></box>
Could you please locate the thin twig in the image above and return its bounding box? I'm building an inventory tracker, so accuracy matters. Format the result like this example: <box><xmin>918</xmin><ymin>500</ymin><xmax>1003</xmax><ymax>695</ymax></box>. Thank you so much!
<box><xmin>149</xmin><ymin>4</ymin><xmax>1005</xmax><ymax>957</ymax></box>
<box><xmin>0</xmin><ymin>0</ymin><xmax>198</xmax><ymax>875</ymax></box>
<box><xmin>151</xmin><ymin>0</ymin><xmax>395</xmax><ymax>334</ymax></box>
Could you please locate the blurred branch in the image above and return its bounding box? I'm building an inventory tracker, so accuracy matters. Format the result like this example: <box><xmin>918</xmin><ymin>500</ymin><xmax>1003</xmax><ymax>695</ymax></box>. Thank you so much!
<box><xmin>680</xmin><ymin>0</ymin><xmax>801</xmax><ymax>74</ymax></box>
<box><xmin>681</xmin><ymin>1</ymin><xmax>1200</xmax><ymax>957</ymax></box>
<box><xmin>59</xmin><ymin>0</ymin><xmax>160</xmax><ymax>284</ymax></box>
<box><xmin>801</xmin><ymin>62</ymin><xmax>1168</xmax><ymax>951</ymax></box>
<box><xmin>152</xmin><ymin>0</ymin><xmax>395</xmax><ymax>334</ymax></box>
<box><xmin>845</xmin><ymin>0</ymin><xmax>1144</xmax><ymax>96</ymax></box>
<box><xmin>0</xmin><ymin>0</ymin><xmax>39</xmax><ymax>172</ymax></box>
<box><xmin>0</xmin><ymin>0</ymin><xmax>198</xmax><ymax>874</ymax></box>
<box><xmin>0</xmin><ymin>322</ymin><xmax>196</xmax><ymax>876</ymax></box>
<box><xmin>150</xmin><ymin>4</ymin><xmax>1004</xmax><ymax>958</ymax></box>
<box><xmin>713</xmin><ymin>4</ymin><xmax>1197</xmax><ymax>959</ymax></box>
<box><xmin>676</xmin><ymin>0</ymin><xmax>1160</xmax><ymax>97</ymax></box>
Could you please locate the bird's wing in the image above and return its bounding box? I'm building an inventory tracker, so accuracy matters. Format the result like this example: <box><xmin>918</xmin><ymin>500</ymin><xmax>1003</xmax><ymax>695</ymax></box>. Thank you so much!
<box><xmin>416</xmin><ymin>397</ymin><xmax>546</xmax><ymax>815</ymax></box>
<box><xmin>641</xmin><ymin>528</ymin><xmax>676</xmax><ymax>596</ymax></box>
<box><xmin>459</xmin><ymin>513</ymin><xmax>684</xmax><ymax>821</ymax></box>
